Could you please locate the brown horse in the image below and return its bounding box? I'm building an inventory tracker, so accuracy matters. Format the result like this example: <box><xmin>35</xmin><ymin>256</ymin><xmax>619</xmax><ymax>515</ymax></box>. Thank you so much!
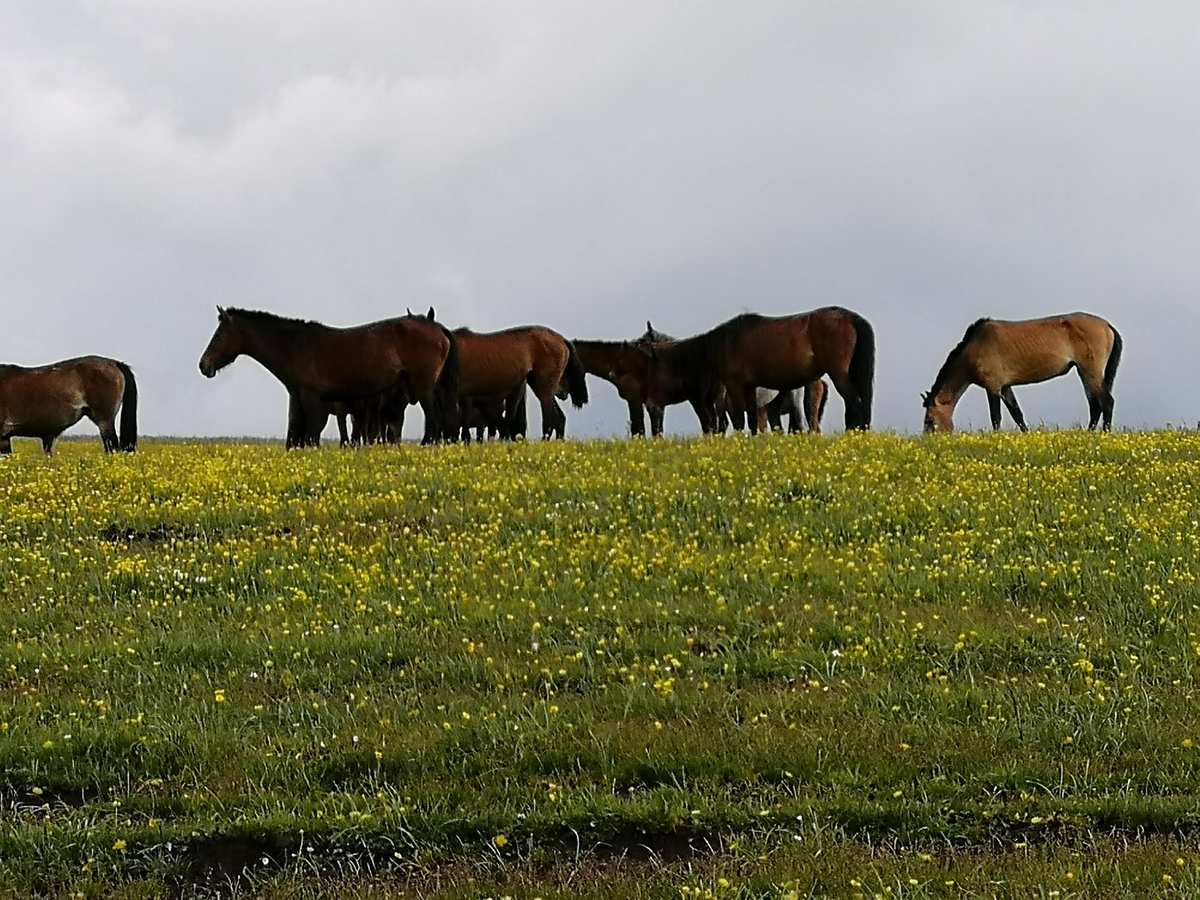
<box><xmin>922</xmin><ymin>313</ymin><xmax>1123</xmax><ymax>433</ymax></box>
<box><xmin>460</xmin><ymin>390</ymin><xmax>526</xmax><ymax>443</ymax></box>
<box><xmin>722</xmin><ymin>383</ymin><xmax>829</xmax><ymax>434</ymax></box>
<box><xmin>572</xmin><ymin>322</ymin><xmax>674</xmax><ymax>437</ymax></box>
<box><xmin>346</xmin><ymin>389</ymin><xmax>408</xmax><ymax>446</ymax></box>
<box><xmin>0</xmin><ymin>356</ymin><xmax>137</xmax><ymax>455</ymax></box>
<box><xmin>641</xmin><ymin>308</ymin><xmax>875</xmax><ymax>433</ymax></box>
<box><xmin>448</xmin><ymin>326</ymin><xmax>587</xmax><ymax>440</ymax></box>
<box><xmin>287</xmin><ymin>392</ymin><xmax>350</xmax><ymax>448</ymax></box>
<box><xmin>199</xmin><ymin>307</ymin><xmax>458</xmax><ymax>444</ymax></box>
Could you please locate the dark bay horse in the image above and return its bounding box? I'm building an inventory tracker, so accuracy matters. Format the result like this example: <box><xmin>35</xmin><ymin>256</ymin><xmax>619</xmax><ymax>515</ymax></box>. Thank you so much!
<box><xmin>460</xmin><ymin>391</ymin><xmax>526</xmax><ymax>443</ymax></box>
<box><xmin>449</xmin><ymin>326</ymin><xmax>587</xmax><ymax>440</ymax></box>
<box><xmin>0</xmin><ymin>356</ymin><xmax>137</xmax><ymax>454</ymax></box>
<box><xmin>641</xmin><ymin>308</ymin><xmax>875</xmax><ymax>433</ymax></box>
<box><xmin>923</xmin><ymin>313</ymin><xmax>1123</xmax><ymax>433</ymax></box>
<box><xmin>199</xmin><ymin>307</ymin><xmax>458</xmax><ymax>444</ymax></box>
<box><xmin>287</xmin><ymin>392</ymin><xmax>349</xmax><ymax>448</ymax></box>
<box><xmin>573</xmin><ymin>322</ymin><xmax>674</xmax><ymax>437</ymax></box>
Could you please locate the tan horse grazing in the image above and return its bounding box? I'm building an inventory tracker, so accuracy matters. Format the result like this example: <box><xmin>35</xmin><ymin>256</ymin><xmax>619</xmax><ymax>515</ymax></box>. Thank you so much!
<box><xmin>0</xmin><ymin>356</ymin><xmax>138</xmax><ymax>455</ymax></box>
<box><xmin>922</xmin><ymin>313</ymin><xmax>1123</xmax><ymax>433</ymax></box>
<box><xmin>450</xmin><ymin>326</ymin><xmax>588</xmax><ymax>440</ymax></box>
<box><xmin>642</xmin><ymin>308</ymin><xmax>874</xmax><ymax>433</ymax></box>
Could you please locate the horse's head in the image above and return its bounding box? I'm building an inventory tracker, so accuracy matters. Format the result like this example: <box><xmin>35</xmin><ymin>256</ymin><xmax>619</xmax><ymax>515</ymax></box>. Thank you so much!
<box><xmin>629</xmin><ymin>341</ymin><xmax>673</xmax><ymax>403</ymax></box>
<box><xmin>199</xmin><ymin>306</ymin><xmax>243</xmax><ymax>378</ymax></box>
<box><xmin>922</xmin><ymin>391</ymin><xmax>954</xmax><ymax>433</ymax></box>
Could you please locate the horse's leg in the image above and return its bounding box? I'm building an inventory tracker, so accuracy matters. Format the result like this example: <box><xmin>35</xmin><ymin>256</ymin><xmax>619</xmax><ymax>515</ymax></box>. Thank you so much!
<box><xmin>42</xmin><ymin>434</ymin><xmax>57</xmax><ymax>455</ymax></box>
<box><xmin>828</xmin><ymin>371</ymin><xmax>862</xmax><ymax>431</ymax></box>
<box><xmin>503</xmin><ymin>387</ymin><xmax>526</xmax><ymax>440</ymax></box>
<box><xmin>1101</xmin><ymin>391</ymin><xmax>1115</xmax><ymax>432</ymax></box>
<box><xmin>759</xmin><ymin>405</ymin><xmax>773</xmax><ymax>433</ymax></box>
<box><xmin>649</xmin><ymin>404</ymin><xmax>665</xmax><ymax>437</ymax></box>
<box><xmin>85</xmin><ymin>405</ymin><xmax>119</xmax><ymax>451</ymax></box>
<box><xmin>414</xmin><ymin>393</ymin><xmax>442</xmax><ymax>444</ymax></box>
<box><xmin>687</xmin><ymin>396</ymin><xmax>711</xmax><ymax>434</ymax></box>
<box><xmin>0</xmin><ymin>436</ymin><xmax>10</xmax><ymax>455</ymax></box>
<box><xmin>336</xmin><ymin>413</ymin><xmax>349</xmax><ymax>448</ymax></box>
<box><xmin>628</xmin><ymin>399</ymin><xmax>646</xmax><ymax>437</ymax></box>
<box><xmin>742</xmin><ymin>385</ymin><xmax>760</xmax><ymax>435</ymax></box>
<box><xmin>718</xmin><ymin>391</ymin><xmax>741</xmax><ymax>433</ymax></box>
<box><xmin>1001</xmin><ymin>387</ymin><xmax>1028</xmax><ymax>432</ymax></box>
<box><xmin>1076</xmin><ymin>369</ymin><xmax>1104</xmax><ymax>431</ymax></box>
<box><xmin>543</xmin><ymin>398</ymin><xmax>566</xmax><ymax>440</ymax></box>
<box><xmin>802</xmin><ymin>385</ymin><xmax>820</xmax><ymax>434</ymax></box>
<box><xmin>1084</xmin><ymin>389</ymin><xmax>1103</xmax><ymax>431</ymax></box>
<box><xmin>987</xmin><ymin>391</ymin><xmax>1002</xmax><ymax>430</ymax></box>
<box><xmin>766</xmin><ymin>394</ymin><xmax>786</xmax><ymax>433</ymax></box>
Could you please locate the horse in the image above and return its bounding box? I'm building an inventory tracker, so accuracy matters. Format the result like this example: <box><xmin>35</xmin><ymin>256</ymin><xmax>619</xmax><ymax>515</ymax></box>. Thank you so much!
<box><xmin>572</xmin><ymin>322</ymin><xmax>674</xmax><ymax>437</ymax></box>
<box><xmin>286</xmin><ymin>392</ymin><xmax>349</xmax><ymax>448</ymax></box>
<box><xmin>344</xmin><ymin>388</ymin><xmax>408</xmax><ymax>446</ymax></box>
<box><xmin>922</xmin><ymin>313</ymin><xmax>1123</xmax><ymax>433</ymax></box>
<box><xmin>447</xmin><ymin>325</ymin><xmax>588</xmax><ymax>440</ymax></box>
<box><xmin>460</xmin><ymin>390</ymin><xmax>526</xmax><ymax>443</ymax></box>
<box><xmin>720</xmin><ymin>382</ymin><xmax>829</xmax><ymax>434</ymax></box>
<box><xmin>639</xmin><ymin>308</ymin><xmax>875</xmax><ymax>433</ymax></box>
<box><xmin>199</xmin><ymin>307</ymin><xmax>458</xmax><ymax>445</ymax></box>
<box><xmin>0</xmin><ymin>356</ymin><xmax>137</xmax><ymax>455</ymax></box>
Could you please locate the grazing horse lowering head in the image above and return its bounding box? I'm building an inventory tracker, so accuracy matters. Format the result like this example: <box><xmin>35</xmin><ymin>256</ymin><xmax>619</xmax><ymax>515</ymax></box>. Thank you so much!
<box><xmin>198</xmin><ymin>307</ymin><xmax>246</xmax><ymax>378</ymax></box>
<box><xmin>922</xmin><ymin>391</ymin><xmax>954</xmax><ymax>434</ymax></box>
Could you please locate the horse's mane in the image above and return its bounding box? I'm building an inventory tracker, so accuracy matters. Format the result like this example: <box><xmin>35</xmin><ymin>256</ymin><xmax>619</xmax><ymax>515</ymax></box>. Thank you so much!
<box><xmin>637</xmin><ymin>322</ymin><xmax>676</xmax><ymax>343</ymax></box>
<box><xmin>927</xmin><ymin>318</ymin><xmax>990</xmax><ymax>402</ymax></box>
<box><xmin>225</xmin><ymin>308</ymin><xmax>331</xmax><ymax>334</ymax></box>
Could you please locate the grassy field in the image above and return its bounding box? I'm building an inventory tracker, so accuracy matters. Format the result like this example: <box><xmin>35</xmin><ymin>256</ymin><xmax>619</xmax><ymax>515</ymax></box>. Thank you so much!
<box><xmin>3</xmin><ymin>432</ymin><xmax>1200</xmax><ymax>898</ymax></box>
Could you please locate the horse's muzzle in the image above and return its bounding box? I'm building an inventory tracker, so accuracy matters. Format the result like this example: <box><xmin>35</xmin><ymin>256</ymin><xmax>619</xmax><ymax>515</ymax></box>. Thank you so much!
<box><xmin>199</xmin><ymin>361</ymin><xmax>216</xmax><ymax>378</ymax></box>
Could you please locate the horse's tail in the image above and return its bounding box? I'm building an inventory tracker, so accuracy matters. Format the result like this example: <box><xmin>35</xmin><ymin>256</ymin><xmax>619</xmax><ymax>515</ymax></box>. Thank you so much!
<box><xmin>563</xmin><ymin>341</ymin><xmax>589</xmax><ymax>408</ymax></box>
<box><xmin>435</xmin><ymin>326</ymin><xmax>461</xmax><ymax>439</ymax></box>
<box><xmin>437</xmin><ymin>326</ymin><xmax>460</xmax><ymax>398</ymax></box>
<box><xmin>847</xmin><ymin>313</ymin><xmax>875</xmax><ymax>430</ymax></box>
<box><xmin>1103</xmin><ymin>323</ymin><xmax>1123</xmax><ymax>395</ymax></box>
<box><xmin>115</xmin><ymin>362</ymin><xmax>138</xmax><ymax>451</ymax></box>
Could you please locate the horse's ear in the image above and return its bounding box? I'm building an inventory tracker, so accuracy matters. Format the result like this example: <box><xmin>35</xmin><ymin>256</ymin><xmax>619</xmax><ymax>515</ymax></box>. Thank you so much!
<box><xmin>217</xmin><ymin>305</ymin><xmax>226</xmax><ymax>319</ymax></box>
<box><xmin>406</xmin><ymin>307</ymin><xmax>413</xmax><ymax>316</ymax></box>
<box><xmin>647</xmin><ymin>320</ymin><xmax>653</xmax><ymax>332</ymax></box>
<box><xmin>426</xmin><ymin>306</ymin><xmax>435</xmax><ymax>320</ymax></box>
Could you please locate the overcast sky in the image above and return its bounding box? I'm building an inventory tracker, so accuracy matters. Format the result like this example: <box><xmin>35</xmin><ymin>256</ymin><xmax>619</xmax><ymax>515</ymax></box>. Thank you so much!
<box><xmin>3</xmin><ymin>2</ymin><xmax>1199</xmax><ymax>439</ymax></box>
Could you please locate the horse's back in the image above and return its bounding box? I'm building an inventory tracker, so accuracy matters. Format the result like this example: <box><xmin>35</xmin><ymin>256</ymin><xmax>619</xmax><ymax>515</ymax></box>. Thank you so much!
<box><xmin>971</xmin><ymin>314</ymin><xmax>1115</xmax><ymax>386</ymax></box>
<box><xmin>723</xmin><ymin>308</ymin><xmax>860</xmax><ymax>385</ymax></box>
<box><xmin>0</xmin><ymin>356</ymin><xmax>126</xmax><ymax>438</ymax></box>
<box><xmin>983</xmin><ymin>314</ymin><xmax>1113</xmax><ymax>352</ymax></box>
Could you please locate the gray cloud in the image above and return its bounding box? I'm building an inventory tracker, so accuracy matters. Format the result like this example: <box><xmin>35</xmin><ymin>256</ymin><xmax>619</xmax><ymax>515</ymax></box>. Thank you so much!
<box><xmin>3</xmin><ymin>2</ymin><xmax>1199</xmax><ymax>439</ymax></box>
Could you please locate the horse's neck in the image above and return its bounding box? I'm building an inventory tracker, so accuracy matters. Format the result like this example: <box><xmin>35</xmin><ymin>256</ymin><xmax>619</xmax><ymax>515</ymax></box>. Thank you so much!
<box><xmin>576</xmin><ymin>342</ymin><xmax>628</xmax><ymax>377</ymax></box>
<box><xmin>935</xmin><ymin>366</ymin><xmax>972</xmax><ymax>409</ymax></box>
<box><xmin>241</xmin><ymin>325</ymin><xmax>320</xmax><ymax>389</ymax></box>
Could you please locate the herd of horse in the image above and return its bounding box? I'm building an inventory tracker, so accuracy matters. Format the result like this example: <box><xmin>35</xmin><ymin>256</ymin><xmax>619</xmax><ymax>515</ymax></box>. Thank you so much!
<box><xmin>0</xmin><ymin>307</ymin><xmax>1124</xmax><ymax>454</ymax></box>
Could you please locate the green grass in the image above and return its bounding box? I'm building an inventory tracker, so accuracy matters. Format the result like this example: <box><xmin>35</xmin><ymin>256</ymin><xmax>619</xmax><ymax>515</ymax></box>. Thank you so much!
<box><xmin>2</xmin><ymin>431</ymin><xmax>1200</xmax><ymax>897</ymax></box>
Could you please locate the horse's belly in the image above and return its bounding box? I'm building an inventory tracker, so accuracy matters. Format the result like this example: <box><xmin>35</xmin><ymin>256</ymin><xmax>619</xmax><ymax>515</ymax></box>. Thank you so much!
<box><xmin>460</xmin><ymin>359</ymin><xmax>528</xmax><ymax>396</ymax></box>
<box><xmin>5</xmin><ymin>403</ymin><xmax>85</xmax><ymax>436</ymax></box>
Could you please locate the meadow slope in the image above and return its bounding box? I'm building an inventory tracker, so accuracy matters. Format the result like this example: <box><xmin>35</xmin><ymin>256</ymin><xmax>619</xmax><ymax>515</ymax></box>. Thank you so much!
<box><xmin>3</xmin><ymin>433</ymin><xmax>1200</xmax><ymax>898</ymax></box>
